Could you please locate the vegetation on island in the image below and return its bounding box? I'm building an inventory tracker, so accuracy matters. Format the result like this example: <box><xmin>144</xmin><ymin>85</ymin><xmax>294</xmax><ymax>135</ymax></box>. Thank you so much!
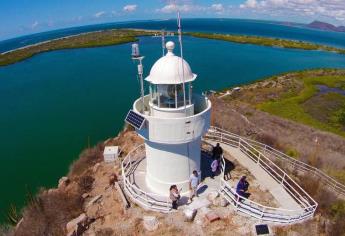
<box><xmin>223</xmin><ymin>69</ymin><xmax>345</xmax><ymax>137</ymax></box>
<box><xmin>0</xmin><ymin>29</ymin><xmax>156</xmax><ymax>66</ymax></box>
<box><xmin>3</xmin><ymin>29</ymin><xmax>345</xmax><ymax>67</ymax></box>
<box><xmin>188</xmin><ymin>32</ymin><xmax>345</xmax><ymax>54</ymax></box>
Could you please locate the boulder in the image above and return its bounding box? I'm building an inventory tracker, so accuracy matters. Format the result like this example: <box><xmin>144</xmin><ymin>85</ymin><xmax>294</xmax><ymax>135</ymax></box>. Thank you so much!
<box><xmin>187</xmin><ymin>198</ymin><xmax>211</xmax><ymax>211</ymax></box>
<box><xmin>82</xmin><ymin>193</ymin><xmax>90</xmax><ymax>199</ymax></box>
<box><xmin>58</xmin><ymin>176</ymin><xmax>69</xmax><ymax>188</ymax></box>
<box><xmin>66</xmin><ymin>213</ymin><xmax>88</xmax><ymax>236</ymax></box>
<box><xmin>183</xmin><ymin>208</ymin><xmax>197</xmax><ymax>222</ymax></box>
<box><xmin>207</xmin><ymin>191</ymin><xmax>219</xmax><ymax>202</ymax></box>
<box><xmin>143</xmin><ymin>216</ymin><xmax>159</xmax><ymax>231</ymax></box>
<box><xmin>205</xmin><ymin>211</ymin><xmax>220</xmax><ymax>223</ymax></box>
<box><xmin>86</xmin><ymin>195</ymin><xmax>102</xmax><ymax>208</ymax></box>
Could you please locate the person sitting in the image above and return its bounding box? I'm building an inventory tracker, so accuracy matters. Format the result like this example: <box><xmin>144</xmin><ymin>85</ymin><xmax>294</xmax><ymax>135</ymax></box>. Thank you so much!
<box><xmin>189</xmin><ymin>170</ymin><xmax>200</xmax><ymax>202</ymax></box>
<box><xmin>212</xmin><ymin>143</ymin><xmax>223</xmax><ymax>159</ymax></box>
<box><xmin>236</xmin><ymin>176</ymin><xmax>249</xmax><ymax>201</ymax></box>
<box><xmin>169</xmin><ymin>185</ymin><xmax>180</xmax><ymax>210</ymax></box>
<box><xmin>210</xmin><ymin>158</ymin><xmax>219</xmax><ymax>179</ymax></box>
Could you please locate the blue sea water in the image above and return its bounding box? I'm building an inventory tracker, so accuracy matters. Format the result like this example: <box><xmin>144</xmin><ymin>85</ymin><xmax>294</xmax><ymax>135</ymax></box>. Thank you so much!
<box><xmin>0</xmin><ymin>19</ymin><xmax>345</xmax><ymax>222</ymax></box>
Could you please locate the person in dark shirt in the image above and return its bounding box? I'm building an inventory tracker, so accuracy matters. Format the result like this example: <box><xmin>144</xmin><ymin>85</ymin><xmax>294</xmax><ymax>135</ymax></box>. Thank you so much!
<box><xmin>212</xmin><ymin>143</ymin><xmax>223</xmax><ymax>159</ymax></box>
<box><xmin>236</xmin><ymin>176</ymin><xmax>249</xmax><ymax>200</ymax></box>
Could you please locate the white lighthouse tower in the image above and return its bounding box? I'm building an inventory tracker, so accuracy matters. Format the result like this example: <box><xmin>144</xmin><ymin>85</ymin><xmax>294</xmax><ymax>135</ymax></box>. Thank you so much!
<box><xmin>125</xmin><ymin>39</ymin><xmax>211</xmax><ymax>198</ymax></box>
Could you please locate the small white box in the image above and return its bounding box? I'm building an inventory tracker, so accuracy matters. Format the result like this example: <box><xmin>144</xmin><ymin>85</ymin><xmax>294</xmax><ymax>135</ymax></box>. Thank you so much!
<box><xmin>103</xmin><ymin>146</ymin><xmax>119</xmax><ymax>162</ymax></box>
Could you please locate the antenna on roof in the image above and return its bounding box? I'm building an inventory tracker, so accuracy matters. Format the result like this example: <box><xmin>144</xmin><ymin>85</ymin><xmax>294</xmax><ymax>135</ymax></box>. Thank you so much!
<box><xmin>131</xmin><ymin>43</ymin><xmax>145</xmax><ymax>113</ymax></box>
<box><xmin>177</xmin><ymin>12</ymin><xmax>187</xmax><ymax>111</ymax></box>
<box><xmin>161</xmin><ymin>29</ymin><xmax>166</xmax><ymax>57</ymax></box>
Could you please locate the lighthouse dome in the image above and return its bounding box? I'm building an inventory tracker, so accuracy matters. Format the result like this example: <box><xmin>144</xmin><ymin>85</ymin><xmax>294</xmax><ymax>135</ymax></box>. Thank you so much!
<box><xmin>145</xmin><ymin>41</ymin><xmax>197</xmax><ymax>85</ymax></box>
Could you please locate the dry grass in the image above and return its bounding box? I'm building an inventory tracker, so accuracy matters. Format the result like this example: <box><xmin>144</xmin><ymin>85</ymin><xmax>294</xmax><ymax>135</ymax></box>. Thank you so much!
<box><xmin>68</xmin><ymin>142</ymin><xmax>104</xmax><ymax>178</ymax></box>
<box><xmin>14</xmin><ymin>186</ymin><xmax>83</xmax><ymax>236</ymax></box>
<box><xmin>211</xmin><ymin>97</ymin><xmax>345</xmax><ymax>183</ymax></box>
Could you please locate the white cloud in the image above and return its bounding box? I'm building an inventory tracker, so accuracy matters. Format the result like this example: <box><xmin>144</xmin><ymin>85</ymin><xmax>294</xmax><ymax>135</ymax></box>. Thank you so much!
<box><xmin>157</xmin><ymin>3</ymin><xmax>206</xmax><ymax>13</ymax></box>
<box><xmin>123</xmin><ymin>4</ymin><xmax>138</xmax><ymax>12</ymax></box>
<box><xmin>94</xmin><ymin>11</ymin><xmax>106</xmax><ymax>18</ymax></box>
<box><xmin>31</xmin><ymin>21</ymin><xmax>39</xmax><ymax>29</ymax></box>
<box><xmin>239</xmin><ymin>0</ymin><xmax>345</xmax><ymax>24</ymax></box>
<box><xmin>211</xmin><ymin>4</ymin><xmax>225</xmax><ymax>13</ymax></box>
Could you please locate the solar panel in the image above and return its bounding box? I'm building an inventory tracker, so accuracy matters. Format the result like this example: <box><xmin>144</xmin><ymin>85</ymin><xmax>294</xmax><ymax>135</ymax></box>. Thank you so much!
<box><xmin>125</xmin><ymin>110</ymin><xmax>146</xmax><ymax>130</ymax></box>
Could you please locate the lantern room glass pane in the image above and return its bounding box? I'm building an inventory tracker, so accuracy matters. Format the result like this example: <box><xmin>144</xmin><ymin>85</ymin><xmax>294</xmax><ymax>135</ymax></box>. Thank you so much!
<box><xmin>151</xmin><ymin>83</ymin><xmax>191</xmax><ymax>108</ymax></box>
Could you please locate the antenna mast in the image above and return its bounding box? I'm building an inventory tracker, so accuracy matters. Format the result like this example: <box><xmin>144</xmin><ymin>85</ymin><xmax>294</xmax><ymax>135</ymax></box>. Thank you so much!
<box><xmin>177</xmin><ymin>12</ymin><xmax>187</xmax><ymax>111</ymax></box>
<box><xmin>161</xmin><ymin>29</ymin><xmax>165</xmax><ymax>57</ymax></box>
<box><xmin>131</xmin><ymin>43</ymin><xmax>145</xmax><ymax>113</ymax></box>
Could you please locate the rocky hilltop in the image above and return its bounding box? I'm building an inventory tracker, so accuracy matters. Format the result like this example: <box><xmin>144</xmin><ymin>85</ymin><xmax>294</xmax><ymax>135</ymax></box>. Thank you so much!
<box><xmin>2</xmin><ymin>69</ymin><xmax>345</xmax><ymax>236</ymax></box>
<box><xmin>307</xmin><ymin>20</ymin><xmax>345</xmax><ymax>33</ymax></box>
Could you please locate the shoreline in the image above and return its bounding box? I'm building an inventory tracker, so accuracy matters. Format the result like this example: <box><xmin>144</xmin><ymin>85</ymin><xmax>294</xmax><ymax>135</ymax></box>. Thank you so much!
<box><xmin>1</xmin><ymin>29</ymin><xmax>345</xmax><ymax>67</ymax></box>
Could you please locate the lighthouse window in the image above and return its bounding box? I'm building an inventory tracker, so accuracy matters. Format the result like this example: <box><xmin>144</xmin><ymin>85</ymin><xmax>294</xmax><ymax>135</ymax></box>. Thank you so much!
<box><xmin>151</xmin><ymin>84</ymin><xmax>191</xmax><ymax>108</ymax></box>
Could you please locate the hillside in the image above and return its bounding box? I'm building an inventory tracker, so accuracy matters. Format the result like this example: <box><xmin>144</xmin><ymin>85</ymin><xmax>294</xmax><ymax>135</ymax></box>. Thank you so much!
<box><xmin>307</xmin><ymin>21</ymin><xmax>345</xmax><ymax>33</ymax></box>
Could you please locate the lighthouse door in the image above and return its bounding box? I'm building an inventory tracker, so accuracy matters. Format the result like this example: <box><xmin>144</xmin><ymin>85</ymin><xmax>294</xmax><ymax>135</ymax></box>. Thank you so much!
<box><xmin>185</xmin><ymin>121</ymin><xmax>193</xmax><ymax>139</ymax></box>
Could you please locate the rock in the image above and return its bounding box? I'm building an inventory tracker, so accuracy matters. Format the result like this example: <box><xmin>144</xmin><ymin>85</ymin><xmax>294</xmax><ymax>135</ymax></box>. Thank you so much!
<box><xmin>82</xmin><ymin>193</ymin><xmax>90</xmax><ymax>199</ymax></box>
<box><xmin>207</xmin><ymin>191</ymin><xmax>219</xmax><ymax>202</ymax></box>
<box><xmin>183</xmin><ymin>208</ymin><xmax>197</xmax><ymax>222</ymax></box>
<box><xmin>220</xmin><ymin>197</ymin><xmax>229</xmax><ymax>207</ymax></box>
<box><xmin>48</xmin><ymin>188</ymin><xmax>58</xmax><ymax>194</ymax></box>
<box><xmin>93</xmin><ymin>163</ymin><xmax>100</xmax><ymax>173</ymax></box>
<box><xmin>58</xmin><ymin>176</ymin><xmax>69</xmax><ymax>188</ymax></box>
<box><xmin>86</xmin><ymin>195</ymin><xmax>102</xmax><ymax>208</ymax></box>
<box><xmin>143</xmin><ymin>216</ymin><xmax>159</xmax><ymax>231</ymax></box>
<box><xmin>205</xmin><ymin>211</ymin><xmax>220</xmax><ymax>223</ymax></box>
<box><xmin>66</xmin><ymin>213</ymin><xmax>88</xmax><ymax>236</ymax></box>
<box><xmin>187</xmin><ymin>198</ymin><xmax>211</xmax><ymax>211</ymax></box>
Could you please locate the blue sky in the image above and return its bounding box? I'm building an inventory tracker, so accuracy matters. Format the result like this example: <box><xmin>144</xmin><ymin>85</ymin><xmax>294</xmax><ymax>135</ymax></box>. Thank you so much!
<box><xmin>1</xmin><ymin>0</ymin><xmax>345</xmax><ymax>40</ymax></box>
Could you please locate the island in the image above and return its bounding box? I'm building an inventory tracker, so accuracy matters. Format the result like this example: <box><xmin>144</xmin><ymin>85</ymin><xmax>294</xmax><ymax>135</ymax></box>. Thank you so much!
<box><xmin>187</xmin><ymin>32</ymin><xmax>345</xmax><ymax>54</ymax></box>
<box><xmin>0</xmin><ymin>29</ymin><xmax>157</xmax><ymax>66</ymax></box>
<box><xmin>2</xmin><ymin>29</ymin><xmax>345</xmax><ymax>67</ymax></box>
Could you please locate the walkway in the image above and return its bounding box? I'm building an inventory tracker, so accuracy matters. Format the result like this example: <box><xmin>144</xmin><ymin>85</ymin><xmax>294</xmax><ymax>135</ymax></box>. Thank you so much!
<box><xmin>212</xmin><ymin>141</ymin><xmax>301</xmax><ymax>211</ymax></box>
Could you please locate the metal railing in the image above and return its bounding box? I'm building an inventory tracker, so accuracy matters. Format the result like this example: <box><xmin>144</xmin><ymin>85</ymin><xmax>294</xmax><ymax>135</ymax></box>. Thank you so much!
<box><xmin>121</xmin><ymin>144</ymin><xmax>172</xmax><ymax>213</ymax></box>
<box><xmin>204</xmin><ymin>127</ymin><xmax>318</xmax><ymax>223</ymax></box>
<box><xmin>208</xmin><ymin>126</ymin><xmax>345</xmax><ymax>198</ymax></box>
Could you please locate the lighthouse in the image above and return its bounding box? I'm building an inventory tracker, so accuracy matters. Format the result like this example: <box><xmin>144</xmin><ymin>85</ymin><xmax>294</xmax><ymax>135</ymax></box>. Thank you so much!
<box><xmin>125</xmin><ymin>39</ymin><xmax>212</xmax><ymax>198</ymax></box>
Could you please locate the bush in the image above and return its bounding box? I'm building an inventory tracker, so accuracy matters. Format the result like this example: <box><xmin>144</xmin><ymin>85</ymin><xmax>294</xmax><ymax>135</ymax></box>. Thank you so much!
<box><xmin>78</xmin><ymin>175</ymin><xmax>95</xmax><ymax>193</ymax></box>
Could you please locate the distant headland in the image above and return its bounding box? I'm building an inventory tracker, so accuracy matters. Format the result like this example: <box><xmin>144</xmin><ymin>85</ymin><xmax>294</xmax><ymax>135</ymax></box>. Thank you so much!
<box><xmin>306</xmin><ymin>20</ymin><xmax>345</xmax><ymax>33</ymax></box>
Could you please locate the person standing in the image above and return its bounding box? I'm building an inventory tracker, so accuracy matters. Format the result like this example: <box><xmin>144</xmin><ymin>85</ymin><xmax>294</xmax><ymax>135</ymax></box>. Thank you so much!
<box><xmin>169</xmin><ymin>185</ymin><xmax>180</xmax><ymax>210</ymax></box>
<box><xmin>189</xmin><ymin>170</ymin><xmax>199</xmax><ymax>202</ymax></box>
<box><xmin>212</xmin><ymin>143</ymin><xmax>223</xmax><ymax>159</ymax></box>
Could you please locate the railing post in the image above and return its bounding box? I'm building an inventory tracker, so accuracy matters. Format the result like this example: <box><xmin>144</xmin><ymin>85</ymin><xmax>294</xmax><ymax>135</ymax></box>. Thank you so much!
<box><xmin>238</xmin><ymin>138</ymin><xmax>241</xmax><ymax>148</ymax></box>
<box><xmin>257</xmin><ymin>153</ymin><xmax>261</xmax><ymax>165</ymax></box>
<box><xmin>263</xmin><ymin>145</ymin><xmax>267</xmax><ymax>155</ymax></box>
<box><xmin>281</xmin><ymin>173</ymin><xmax>286</xmax><ymax>184</ymax></box>
<box><xmin>261</xmin><ymin>207</ymin><xmax>265</xmax><ymax>218</ymax></box>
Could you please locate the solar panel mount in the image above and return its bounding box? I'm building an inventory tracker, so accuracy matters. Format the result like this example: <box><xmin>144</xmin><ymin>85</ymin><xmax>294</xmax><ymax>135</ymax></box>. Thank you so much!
<box><xmin>125</xmin><ymin>110</ymin><xmax>146</xmax><ymax>130</ymax></box>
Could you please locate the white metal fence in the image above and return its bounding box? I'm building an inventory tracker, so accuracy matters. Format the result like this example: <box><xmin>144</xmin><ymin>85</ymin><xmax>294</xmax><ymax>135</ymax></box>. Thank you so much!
<box><xmin>208</xmin><ymin>126</ymin><xmax>345</xmax><ymax>198</ymax></box>
<box><xmin>204</xmin><ymin>126</ymin><xmax>318</xmax><ymax>223</ymax></box>
<box><xmin>121</xmin><ymin>144</ymin><xmax>172</xmax><ymax>213</ymax></box>
<box><xmin>120</xmin><ymin>126</ymin><xmax>343</xmax><ymax>223</ymax></box>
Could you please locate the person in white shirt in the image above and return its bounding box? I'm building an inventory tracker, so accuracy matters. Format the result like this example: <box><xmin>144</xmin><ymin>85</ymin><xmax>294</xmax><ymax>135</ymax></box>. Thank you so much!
<box><xmin>189</xmin><ymin>170</ymin><xmax>199</xmax><ymax>202</ymax></box>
